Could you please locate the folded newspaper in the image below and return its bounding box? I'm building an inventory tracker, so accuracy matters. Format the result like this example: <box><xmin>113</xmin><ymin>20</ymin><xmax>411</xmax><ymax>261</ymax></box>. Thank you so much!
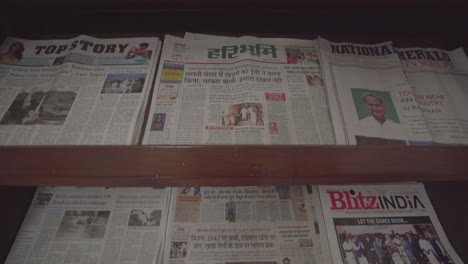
<box><xmin>0</xmin><ymin>35</ymin><xmax>161</xmax><ymax>145</ymax></box>
<box><xmin>164</xmin><ymin>186</ymin><xmax>325</xmax><ymax>264</ymax></box>
<box><xmin>5</xmin><ymin>186</ymin><xmax>171</xmax><ymax>264</ymax></box>
<box><xmin>318</xmin><ymin>183</ymin><xmax>464</xmax><ymax>264</ymax></box>
<box><xmin>318</xmin><ymin>37</ymin><xmax>468</xmax><ymax>145</ymax></box>
<box><xmin>397</xmin><ymin>46</ymin><xmax>468</xmax><ymax>145</ymax></box>
<box><xmin>142</xmin><ymin>34</ymin><xmax>335</xmax><ymax>145</ymax></box>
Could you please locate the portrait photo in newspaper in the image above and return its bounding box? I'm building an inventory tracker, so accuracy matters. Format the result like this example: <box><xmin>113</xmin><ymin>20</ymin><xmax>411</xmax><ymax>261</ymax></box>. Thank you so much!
<box><xmin>150</xmin><ymin>113</ymin><xmax>167</xmax><ymax>131</ymax></box>
<box><xmin>55</xmin><ymin>210</ymin><xmax>110</xmax><ymax>240</ymax></box>
<box><xmin>124</xmin><ymin>42</ymin><xmax>153</xmax><ymax>64</ymax></box>
<box><xmin>351</xmin><ymin>88</ymin><xmax>406</xmax><ymax>145</ymax></box>
<box><xmin>0</xmin><ymin>41</ymin><xmax>24</xmax><ymax>65</ymax></box>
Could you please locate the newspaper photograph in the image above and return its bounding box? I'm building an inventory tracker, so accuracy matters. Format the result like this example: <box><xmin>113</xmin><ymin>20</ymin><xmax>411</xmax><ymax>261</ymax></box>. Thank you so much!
<box><xmin>0</xmin><ymin>35</ymin><xmax>161</xmax><ymax>145</ymax></box>
<box><xmin>143</xmin><ymin>34</ymin><xmax>335</xmax><ymax>145</ymax></box>
<box><xmin>163</xmin><ymin>186</ymin><xmax>322</xmax><ymax>264</ymax></box>
<box><xmin>5</xmin><ymin>186</ymin><xmax>170</xmax><ymax>264</ymax></box>
<box><xmin>318</xmin><ymin>183</ymin><xmax>464</xmax><ymax>264</ymax></box>
<box><xmin>318</xmin><ymin>37</ymin><xmax>432</xmax><ymax>145</ymax></box>
<box><xmin>397</xmin><ymin>46</ymin><xmax>468</xmax><ymax>145</ymax></box>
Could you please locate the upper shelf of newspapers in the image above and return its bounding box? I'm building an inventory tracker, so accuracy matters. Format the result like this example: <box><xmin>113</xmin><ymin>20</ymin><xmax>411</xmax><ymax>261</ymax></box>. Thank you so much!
<box><xmin>0</xmin><ymin>33</ymin><xmax>468</xmax><ymax>186</ymax></box>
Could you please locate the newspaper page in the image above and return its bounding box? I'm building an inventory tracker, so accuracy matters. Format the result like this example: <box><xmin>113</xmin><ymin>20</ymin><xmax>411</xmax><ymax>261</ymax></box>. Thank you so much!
<box><xmin>318</xmin><ymin>183</ymin><xmax>464</xmax><ymax>264</ymax></box>
<box><xmin>318</xmin><ymin>37</ymin><xmax>432</xmax><ymax>145</ymax></box>
<box><xmin>397</xmin><ymin>47</ymin><xmax>468</xmax><ymax>145</ymax></box>
<box><xmin>0</xmin><ymin>35</ymin><xmax>161</xmax><ymax>145</ymax></box>
<box><xmin>306</xmin><ymin>185</ymin><xmax>333</xmax><ymax>263</ymax></box>
<box><xmin>143</xmin><ymin>34</ymin><xmax>335</xmax><ymax>145</ymax></box>
<box><xmin>5</xmin><ymin>186</ymin><xmax>170</xmax><ymax>264</ymax></box>
<box><xmin>164</xmin><ymin>186</ymin><xmax>322</xmax><ymax>264</ymax></box>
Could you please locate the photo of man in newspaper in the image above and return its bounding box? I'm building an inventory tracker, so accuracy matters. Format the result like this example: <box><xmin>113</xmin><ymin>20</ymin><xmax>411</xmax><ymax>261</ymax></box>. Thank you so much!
<box><xmin>351</xmin><ymin>88</ymin><xmax>406</xmax><ymax>145</ymax></box>
<box><xmin>150</xmin><ymin>113</ymin><xmax>166</xmax><ymax>131</ymax></box>
<box><xmin>101</xmin><ymin>73</ymin><xmax>146</xmax><ymax>94</ymax></box>
<box><xmin>222</xmin><ymin>103</ymin><xmax>264</xmax><ymax>127</ymax></box>
<box><xmin>225</xmin><ymin>201</ymin><xmax>236</xmax><ymax>222</ymax></box>
<box><xmin>0</xmin><ymin>41</ymin><xmax>24</xmax><ymax>65</ymax></box>
<box><xmin>128</xmin><ymin>209</ymin><xmax>162</xmax><ymax>226</ymax></box>
<box><xmin>125</xmin><ymin>42</ymin><xmax>152</xmax><ymax>64</ymax></box>
<box><xmin>334</xmin><ymin>217</ymin><xmax>455</xmax><ymax>264</ymax></box>
<box><xmin>352</xmin><ymin>89</ymin><xmax>400</xmax><ymax>128</ymax></box>
<box><xmin>55</xmin><ymin>210</ymin><xmax>110</xmax><ymax>240</ymax></box>
<box><xmin>268</xmin><ymin>122</ymin><xmax>279</xmax><ymax>135</ymax></box>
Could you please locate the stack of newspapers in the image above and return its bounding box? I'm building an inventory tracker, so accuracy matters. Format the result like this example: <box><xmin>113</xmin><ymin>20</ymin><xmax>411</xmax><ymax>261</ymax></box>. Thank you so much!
<box><xmin>5</xmin><ymin>183</ymin><xmax>464</xmax><ymax>263</ymax></box>
<box><xmin>1</xmin><ymin>32</ymin><xmax>467</xmax><ymax>145</ymax></box>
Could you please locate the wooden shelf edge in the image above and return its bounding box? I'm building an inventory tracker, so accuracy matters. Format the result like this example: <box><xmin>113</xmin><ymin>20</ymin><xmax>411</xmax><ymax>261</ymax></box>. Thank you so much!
<box><xmin>1</xmin><ymin>145</ymin><xmax>467</xmax><ymax>186</ymax></box>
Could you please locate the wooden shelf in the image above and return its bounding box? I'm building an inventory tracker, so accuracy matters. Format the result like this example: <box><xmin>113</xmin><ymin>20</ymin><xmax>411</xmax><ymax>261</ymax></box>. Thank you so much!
<box><xmin>1</xmin><ymin>145</ymin><xmax>467</xmax><ymax>186</ymax></box>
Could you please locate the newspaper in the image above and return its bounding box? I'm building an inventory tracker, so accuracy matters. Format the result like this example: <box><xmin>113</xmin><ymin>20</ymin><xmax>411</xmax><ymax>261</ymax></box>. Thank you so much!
<box><xmin>143</xmin><ymin>34</ymin><xmax>335</xmax><ymax>145</ymax></box>
<box><xmin>0</xmin><ymin>35</ymin><xmax>161</xmax><ymax>145</ymax></box>
<box><xmin>164</xmin><ymin>186</ymin><xmax>323</xmax><ymax>264</ymax></box>
<box><xmin>5</xmin><ymin>186</ymin><xmax>170</xmax><ymax>264</ymax></box>
<box><xmin>397</xmin><ymin>46</ymin><xmax>468</xmax><ymax>145</ymax></box>
<box><xmin>318</xmin><ymin>183</ymin><xmax>464</xmax><ymax>264</ymax></box>
<box><xmin>318</xmin><ymin>37</ymin><xmax>433</xmax><ymax>145</ymax></box>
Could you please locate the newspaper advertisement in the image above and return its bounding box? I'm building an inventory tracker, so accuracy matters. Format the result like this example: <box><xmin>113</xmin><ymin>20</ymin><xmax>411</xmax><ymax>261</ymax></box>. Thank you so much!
<box><xmin>397</xmin><ymin>46</ymin><xmax>468</xmax><ymax>145</ymax></box>
<box><xmin>143</xmin><ymin>34</ymin><xmax>335</xmax><ymax>145</ymax></box>
<box><xmin>164</xmin><ymin>186</ymin><xmax>322</xmax><ymax>264</ymax></box>
<box><xmin>306</xmin><ymin>185</ymin><xmax>333</xmax><ymax>263</ymax></box>
<box><xmin>0</xmin><ymin>35</ymin><xmax>161</xmax><ymax>145</ymax></box>
<box><xmin>318</xmin><ymin>37</ymin><xmax>432</xmax><ymax>145</ymax></box>
<box><xmin>5</xmin><ymin>186</ymin><xmax>170</xmax><ymax>264</ymax></box>
<box><xmin>318</xmin><ymin>183</ymin><xmax>464</xmax><ymax>264</ymax></box>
